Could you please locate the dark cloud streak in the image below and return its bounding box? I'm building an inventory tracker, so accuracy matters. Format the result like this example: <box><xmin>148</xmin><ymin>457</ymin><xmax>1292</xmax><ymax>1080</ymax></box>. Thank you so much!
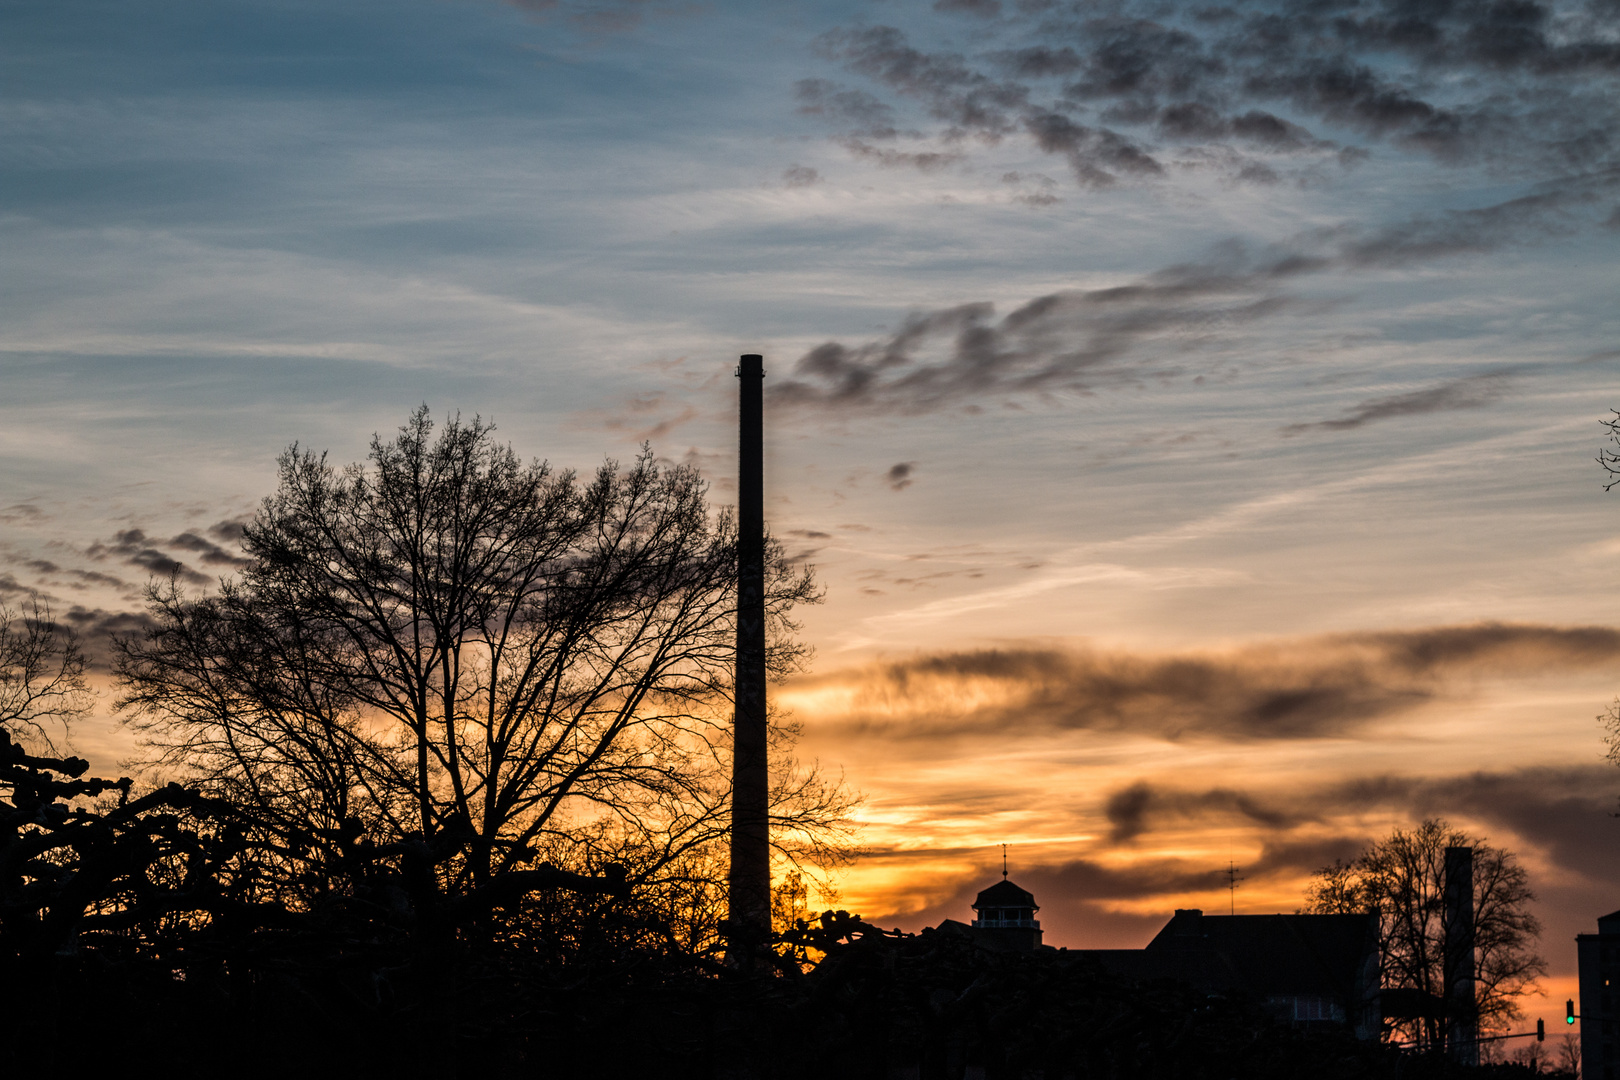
<box><xmin>770</xmin><ymin>176</ymin><xmax>1602</xmax><ymax>416</ymax></box>
<box><xmin>806</xmin><ymin>623</ymin><xmax>1620</xmax><ymax>742</ymax></box>
<box><xmin>1281</xmin><ymin>372</ymin><xmax>1512</xmax><ymax>435</ymax></box>
<box><xmin>1105</xmin><ymin>781</ymin><xmax>1303</xmax><ymax>842</ymax></box>
<box><xmin>84</xmin><ymin>528</ymin><xmax>224</xmax><ymax>586</ymax></box>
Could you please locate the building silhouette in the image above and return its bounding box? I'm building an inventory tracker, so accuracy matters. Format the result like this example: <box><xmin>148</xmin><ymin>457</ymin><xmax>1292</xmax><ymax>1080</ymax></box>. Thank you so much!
<box><xmin>934</xmin><ymin>877</ymin><xmax>1048</xmax><ymax>952</ymax></box>
<box><xmin>936</xmin><ymin>877</ymin><xmax>1379</xmax><ymax>1039</ymax></box>
<box><xmin>1087</xmin><ymin>908</ymin><xmax>1382</xmax><ymax>1040</ymax></box>
<box><xmin>968</xmin><ymin>878</ymin><xmax>1043</xmax><ymax>950</ymax></box>
<box><xmin>1577</xmin><ymin>909</ymin><xmax>1620</xmax><ymax>1079</ymax></box>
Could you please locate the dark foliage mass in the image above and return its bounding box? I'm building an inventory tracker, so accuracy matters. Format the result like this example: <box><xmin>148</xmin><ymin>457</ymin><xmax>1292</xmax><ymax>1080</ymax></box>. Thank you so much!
<box><xmin>0</xmin><ymin>822</ymin><xmax>1569</xmax><ymax>1080</ymax></box>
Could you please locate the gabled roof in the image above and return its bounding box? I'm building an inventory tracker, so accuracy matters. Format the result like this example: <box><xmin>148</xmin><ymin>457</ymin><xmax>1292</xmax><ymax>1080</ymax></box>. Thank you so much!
<box><xmin>1140</xmin><ymin>909</ymin><xmax>1379</xmax><ymax>998</ymax></box>
<box><xmin>973</xmin><ymin>879</ymin><xmax>1037</xmax><ymax>910</ymax></box>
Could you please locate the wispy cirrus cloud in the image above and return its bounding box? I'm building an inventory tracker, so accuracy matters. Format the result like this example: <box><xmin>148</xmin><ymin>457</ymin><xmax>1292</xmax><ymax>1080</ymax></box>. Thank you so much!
<box><xmin>1281</xmin><ymin>372</ymin><xmax>1513</xmax><ymax>435</ymax></box>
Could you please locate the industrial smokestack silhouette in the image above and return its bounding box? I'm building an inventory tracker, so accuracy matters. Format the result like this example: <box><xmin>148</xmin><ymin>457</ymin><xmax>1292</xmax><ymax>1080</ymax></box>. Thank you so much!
<box><xmin>1444</xmin><ymin>846</ymin><xmax>1477</xmax><ymax>1065</ymax></box>
<box><xmin>728</xmin><ymin>354</ymin><xmax>769</xmax><ymax>961</ymax></box>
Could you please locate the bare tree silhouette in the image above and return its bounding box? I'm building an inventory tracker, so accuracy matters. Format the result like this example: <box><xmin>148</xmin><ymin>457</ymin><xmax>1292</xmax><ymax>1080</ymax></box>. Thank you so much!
<box><xmin>0</xmin><ymin>600</ymin><xmax>92</xmax><ymax>752</ymax></box>
<box><xmin>1306</xmin><ymin>819</ymin><xmax>1545</xmax><ymax>1051</ymax></box>
<box><xmin>1601</xmin><ymin>409</ymin><xmax>1620</xmax><ymax>492</ymax></box>
<box><xmin>114</xmin><ymin>407</ymin><xmax>851</xmax><ymax>948</ymax></box>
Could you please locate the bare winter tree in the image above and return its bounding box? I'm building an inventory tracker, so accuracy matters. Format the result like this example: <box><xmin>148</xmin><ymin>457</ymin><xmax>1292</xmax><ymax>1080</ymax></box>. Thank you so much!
<box><xmin>1600</xmin><ymin>409</ymin><xmax>1620</xmax><ymax>492</ymax></box>
<box><xmin>1558</xmin><ymin>1030</ymin><xmax>1581</xmax><ymax>1075</ymax></box>
<box><xmin>114</xmin><ymin>407</ymin><xmax>852</xmax><ymax>927</ymax></box>
<box><xmin>0</xmin><ymin>600</ymin><xmax>92</xmax><ymax>750</ymax></box>
<box><xmin>1305</xmin><ymin>819</ymin><xmax>1545</xmax><ymax>1051</ymax></box>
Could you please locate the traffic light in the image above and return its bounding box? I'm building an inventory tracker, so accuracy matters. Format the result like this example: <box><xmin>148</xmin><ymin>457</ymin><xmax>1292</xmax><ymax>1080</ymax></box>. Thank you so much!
<box><xmin>1537</xmin><ymin>1019</ymin><xmax>1545</xmax><ymax>1042</ymax></box>
<box><xmin>1568</xmin><ymin>999</ymin><xmax>1577</xmax><ymax>1025</ymax></box>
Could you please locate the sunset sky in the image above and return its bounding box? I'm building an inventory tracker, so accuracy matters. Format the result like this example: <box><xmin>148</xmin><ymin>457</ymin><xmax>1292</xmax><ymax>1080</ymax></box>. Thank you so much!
<box><xmin>5</xmin><ymin>0</ymin><xmax>1620</xmax><ymax>1028</ymax></box>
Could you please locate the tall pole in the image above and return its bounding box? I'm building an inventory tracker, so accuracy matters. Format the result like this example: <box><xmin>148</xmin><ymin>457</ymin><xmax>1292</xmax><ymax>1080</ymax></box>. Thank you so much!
<box><xmin>1444</xmin><ymin>846</ymin><xmax>1477</xmax><ymax>1064</ymax></box>
<box><xmin>729</xmin><ymin>354</ymin><xmax>770</xmax><ymax>962</ymax></box>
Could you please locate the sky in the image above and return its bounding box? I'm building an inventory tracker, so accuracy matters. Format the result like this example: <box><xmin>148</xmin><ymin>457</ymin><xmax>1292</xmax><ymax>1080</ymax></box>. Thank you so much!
<box><xmin>4</xmin><ymin>0</ymin><xmax>1620</xmax><ymax>1028</ymax></box>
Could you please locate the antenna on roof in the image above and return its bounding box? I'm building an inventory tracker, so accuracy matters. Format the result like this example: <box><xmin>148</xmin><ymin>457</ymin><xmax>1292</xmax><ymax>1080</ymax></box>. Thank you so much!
<box><xmin>1226</xmin><ymin>861</ymin><xmax>1244</xmax><ymax>915</ymax></box>
<box><xmin>1002</xmin><ymin>844</ymin><xmax>1008</xmax><ymax>880</ymax></box>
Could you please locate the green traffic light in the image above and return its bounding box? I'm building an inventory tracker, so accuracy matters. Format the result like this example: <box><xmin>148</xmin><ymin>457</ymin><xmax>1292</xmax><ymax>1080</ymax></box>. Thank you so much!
<box><xmin>1567</xmin><ymin>999</ymin><xmax>1577</xmax><ymax>1024</ymax></box>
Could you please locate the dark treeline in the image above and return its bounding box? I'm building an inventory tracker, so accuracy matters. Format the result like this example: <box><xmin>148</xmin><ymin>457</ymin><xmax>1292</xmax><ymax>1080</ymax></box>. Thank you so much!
<box><xmin>0</xmin><ymin>742</ymin><xmax>1567</xmax><ymax>1080</ymax></box>
<box><xmin>0</xmin><ymin>410</ymin><xmax>1575</xmax><ymax>1077</ymax></box>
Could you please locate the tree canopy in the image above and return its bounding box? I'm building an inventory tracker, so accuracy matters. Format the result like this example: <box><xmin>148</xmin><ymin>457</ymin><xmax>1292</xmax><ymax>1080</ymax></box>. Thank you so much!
<box><xmin>0</xmin><ymin>600</ymin><xmax>91</xmax><ymax>752</ymax></box>
<box><xmin>1305</xmin><ymin>818</ymin><xmax>1545</xmax><ymax>1050</ymax></box>
<box><xmin>114</xmin><ymin>407</ymin><xmax>848</xmax><ymax>947</ymax></box>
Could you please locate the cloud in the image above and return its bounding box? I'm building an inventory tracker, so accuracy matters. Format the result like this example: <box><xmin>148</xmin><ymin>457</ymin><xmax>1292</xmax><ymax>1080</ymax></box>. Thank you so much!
<box><xmin>836</xmin><ymin>138</ymin><xmax>964</xmax><ymax>172</ymax></box>
<box><xmin>206</xmin><ymin>518</ymin><xmax>248</xmax><ymax>544</ymax></box>
<box><xmin>808</xmin><ymin>3</ymin><xmax>1620</xmax><ymax>189</ymax></box>
<box><xmin>866</xmin><ymin>764</ymin><xmax>1620</xmax><ymax>929</ymax></box>
<box><xmin>1001</xmin><ymin>170</ymin><xmax>1061</xmax><ymax>205</ymax></box>
<box><xmin>768</xmin><ymin>182</ymin><xmax>1597</xmax><ymax>416</ymax></box>
<box><xmin>791</xmin><ymin>623</ymin><xmax>1620</xmax><ymax>742</ymax></box>
<box><xmin>1281</xmin><ymin>373</ymin><xmax>1512</xmax><ymax>435</ymax></box>
<box><xmin>0</xmin><ymin>544</ymin><xmax>136</xmax><ymax>592</ymax></box>
<box><xmin>1336</xmin><ymin>182</ymin><xmax>1609</xmax><ymax>266</ymax></box>
<box><xmin>58</xmin><ymin>604</ymin><xmax>158</xmax><ymax>671</ymax></box>
<box><xmin>26</xmin><ymin>561</ymin><xmax>129</xmax><ymax>590</ymax></box>
<box><xmin>502</xmin><ymin>0</ymin><xmax>691</xmax><ymax>34</ymax></box>
<box><xmin>816</xmin><ymin>26</ymin><xmax>1029</xmax><ymax>137</ymax></box>
<box><xmin>84</xmin><ymin>528</ymin><xmax>212</xmax><ymax>586</ymax></box>
<box><xmin>782</xmin><ymin>164</ymin><xmax>821</xmax><ymax>188</ymax></box>
<box><xmin>1091</xmin><ymin>765</ymin><xmax>1620</xmax><ymax>885</ymax></box>
<box><xmin>885</xmin><ymin>462</ymin><xmax>916</xmax><ymax>491</ymax></box>
<box><xmin>167</xmin><ymin>530</ymin><xmax>251</xmax><ymax>567</ymax></box>
<box><xmin>794</xmin><ymin>79</ymin><xmax>902</xmax><ymax>139</ymax></box>
<box><xmin>861</xmin><ymin>846</ymin><xmax>1227</xmax><ymax>935</ymax></box>
<box><xmin>1105</xmin><ymin>780</ymin><xmax>1303</xmax><ymax>842</ymax></box>
<box><xmin>1329</xmin><ymin>766</ymin><xmax>1620</xmax><ymax>882</ymax></box>
<box><xmin>935</xmin><ymin>0</ymin><xmax>1000</xmax><ymax>17</ymax></box>
<box><xmin>66</xmin><ymin>569</ymin><xmax>129</xmax><ymax>589</ymax></box>
<box><xmin>768</xmin><ymin>250</ymin><xmax>1318</xmax><ymax>414</ymax></box>
<box><xmin>1023</xmin><ymin>110</ymin><xmax>1164</xmax><ymax>187</ymax></box>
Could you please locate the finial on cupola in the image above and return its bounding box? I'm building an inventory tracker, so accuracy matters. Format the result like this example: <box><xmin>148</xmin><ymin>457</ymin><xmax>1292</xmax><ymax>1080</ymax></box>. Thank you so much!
<box><xmin>1002</xmin><ymin>843</ymin><xmax>1008</xmax><ymax>880</ymax></box>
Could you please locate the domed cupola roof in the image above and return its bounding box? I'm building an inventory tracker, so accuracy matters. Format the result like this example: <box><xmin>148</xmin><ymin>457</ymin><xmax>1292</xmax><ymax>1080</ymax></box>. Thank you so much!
<box><xmin>973</xmin><ymin>879</ymin><xmax>1038</xmax><ymax>911</ymax></box>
